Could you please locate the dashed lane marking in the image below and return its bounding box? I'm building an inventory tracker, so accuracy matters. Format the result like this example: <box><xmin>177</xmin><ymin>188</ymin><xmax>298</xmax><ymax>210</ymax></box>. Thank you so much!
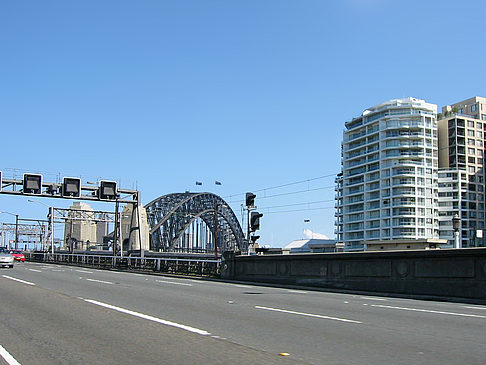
<box><xmin>371</xmin><ymin>304</ymin><xmax>486</xmax><ymax>319</ymax></box>
<box><xmin>86</xmin><ymin>278</ymin><xmax>114</xmax><ymax>285</ymax></box>
<box><xmin>84</xmin><ymin>299</ymin><xmax>211</xmax><ymax>336</ymax></box>
<box><xmin>155</xmin><ymin>280</ymin><xmax>192</xmax><ymax>286</ymax></box>
<box><xmin>255</xmin><ymin>305</ymin><xmax>362</xmax><ymax>324</ymax></box>
<box><xmin>2</xmin><ymin>275</ymin><xmax>35</xmax><ymax>286</ymax></box>
<box><xmin>0</xmin><ymin>344</ymin><xmax>21</xmax><ymax>365</ymax></box>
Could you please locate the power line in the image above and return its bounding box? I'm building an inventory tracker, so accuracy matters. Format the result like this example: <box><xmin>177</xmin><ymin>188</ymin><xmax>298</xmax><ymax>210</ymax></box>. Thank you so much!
<box><xmin>224</xmin><ymin>172</ymin><xmax>339</xmax><ymax>200</ymax></box>
<box><xmin>226</xmin><ymin>185</ymin><xmax>336</xmax><ymax>203</ymax></box>
<box><xmin>259</xmin><ymin>199</ymin><xmax>335</xmax><ymax>210</ymax></box>
<box><xmin>264</xmin><ymin>206</ymin><xmax>335</xmax><ymax>214</ymax></box>
<box><xmin>254</xmin><ymin>173</ymin><xmax>338</xmax><ymax>193</ymax></box>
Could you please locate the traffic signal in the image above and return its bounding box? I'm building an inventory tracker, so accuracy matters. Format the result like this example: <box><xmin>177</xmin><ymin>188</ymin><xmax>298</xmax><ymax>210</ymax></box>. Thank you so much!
<box><xmin>250</xmin><ymin>211</ymin><xmax>263</xmax><ymax>232</ymax></box>
<box><xmin>99</xmin><ymin>180</ymin><xmax>118</xmax><ymax>200</ymax></box>
<box><xmin>46</xmin><ymin>184</ymin><xmax>60</xmax><ymax>195</ymax></box>
<box><xmin>62</xmin><ymin>177</ymin><xmax>81</xmax><ymax>197</ymax></box>
<box><xmin>23</xmin><ymin>174</ymin><xmax>42</xmax><ymax>194</ymax></box>
<box><xmin>250</xmin><ymin>235</ymin><xmax>260</xmax><ymax>244</ymax></box>
<box><xmin>246</xmin><ymin>192</ymin><xmax>256</xmax><ymax>207</ymax></box>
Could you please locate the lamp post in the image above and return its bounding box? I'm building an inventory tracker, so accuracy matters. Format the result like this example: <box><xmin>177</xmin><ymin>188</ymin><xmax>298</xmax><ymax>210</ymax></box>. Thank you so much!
<box><xmin>28</xmin><ymin>200</ymin><xmax>55</xmax><ymax>255</ymax></box>
<box><xmin>452</xmin><ymin>214</ymin><xmax>461</xmax><ymax>249</ymax></box>
<box><xmin>304</xmin><ymin>219</ymin><xmax>311</xmax><ymax>239</ymax></box>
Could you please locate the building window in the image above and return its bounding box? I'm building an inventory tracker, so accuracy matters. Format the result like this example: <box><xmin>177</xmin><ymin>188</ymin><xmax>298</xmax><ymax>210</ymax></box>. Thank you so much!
<box><xmin>471</xmin><ymin>104</ymin><xmax>478</xmax><ymax>112</ymax></box>
<box><xmin>468</xmin><ymin>121</ymin><xmax>475</xmax><ymax>128</ymax></box>
<box><xmin>482</xmin><ymin>114</ymin><xmax>486</xmax><ymax>121</ymax></box>
<box><xmin>468</xmin><ymin>148</ymin><xmax>475</xmax><ymax>154</ymax></box>
<box><xmin>468</xmin><ymin>138</ymin><xmax>475</xmax><ymax>145</ymax></box>
<box><xmin>468</xmin><ymin>130</ymin><xmax>475</xmax><ymax>137</ymax></box>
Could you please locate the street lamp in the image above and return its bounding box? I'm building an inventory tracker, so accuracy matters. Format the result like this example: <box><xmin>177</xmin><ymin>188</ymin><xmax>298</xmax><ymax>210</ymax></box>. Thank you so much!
<box><xmin>0</xmin><ymin>211</ymin><xmax>19</xmax><ymax>249</ymax></box>
<box><xmin>28</xmin><ymin>200</ymin><xmax>55</xmax><ymax>255</ymax></box>
<box><xmin>304</xmin><ymin>219</ymin><xmax>312</xmax><ymax>239</ymax></box>
<box><xmin>452</xmin><ymin>214</ymin><xmax>461</xmax><ymax>249</ymax></box>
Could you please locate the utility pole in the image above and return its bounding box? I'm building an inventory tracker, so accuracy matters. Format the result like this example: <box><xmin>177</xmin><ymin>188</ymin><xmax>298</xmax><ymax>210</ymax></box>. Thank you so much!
<box><xmin>49</xmin><ymin>207</ymin><xmax>54</xmax><ymax>255</ymax></box>
<box><xmin>14</xmin><ymin>214</ymin><xmax>19</xmax><ymax>250</ymax></box>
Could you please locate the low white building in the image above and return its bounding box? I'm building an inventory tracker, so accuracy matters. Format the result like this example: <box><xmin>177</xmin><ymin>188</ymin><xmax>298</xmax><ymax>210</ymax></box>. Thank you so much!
<box><xmin>284</xmin><ymin>238</ymin><xmax>337</xmax><ymax>253</ymax></box>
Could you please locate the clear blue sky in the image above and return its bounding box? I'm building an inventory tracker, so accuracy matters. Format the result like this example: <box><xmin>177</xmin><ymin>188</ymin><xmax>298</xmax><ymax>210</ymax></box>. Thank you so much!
<box><xmin>1</xmin><ymin>0</ymin><xmax>485</xmax><ymax>247</ymax></box>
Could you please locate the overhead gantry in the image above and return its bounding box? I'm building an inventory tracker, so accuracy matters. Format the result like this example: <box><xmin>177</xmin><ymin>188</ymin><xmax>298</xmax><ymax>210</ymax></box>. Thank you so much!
<box><xmin>145</xmin><ymin>192</ymin><xmax>247</xmax><ymax>255</ymax></box>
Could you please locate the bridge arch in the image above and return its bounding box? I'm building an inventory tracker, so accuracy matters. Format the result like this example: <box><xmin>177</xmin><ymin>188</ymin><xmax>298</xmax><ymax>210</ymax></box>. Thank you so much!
<box><xmin>145</xmin><ymin>192</ymin><xmax>247</xmax><ymax>254</ymax></box>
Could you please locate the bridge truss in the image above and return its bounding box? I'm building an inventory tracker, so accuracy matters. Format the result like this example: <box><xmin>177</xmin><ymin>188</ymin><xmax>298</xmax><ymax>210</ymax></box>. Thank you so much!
<box><xmin>145</xmin><ymin>192</ymin><xmax>247</xmax><ymax>255</ymax></box>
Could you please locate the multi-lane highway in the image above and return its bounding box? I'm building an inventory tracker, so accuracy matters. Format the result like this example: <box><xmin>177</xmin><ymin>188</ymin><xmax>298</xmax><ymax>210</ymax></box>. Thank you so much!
<box><xmin>1</xmin><ymin>262</ymin><xmax>485</xmax><ymax>365</ymax></box>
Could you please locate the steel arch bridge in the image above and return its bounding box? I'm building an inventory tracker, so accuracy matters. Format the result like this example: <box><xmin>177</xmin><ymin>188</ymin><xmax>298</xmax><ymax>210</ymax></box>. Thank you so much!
<box><xmin>145</xmin><ymin>192</ymin><xmax>247</xmax><ymax>255</ymax></box>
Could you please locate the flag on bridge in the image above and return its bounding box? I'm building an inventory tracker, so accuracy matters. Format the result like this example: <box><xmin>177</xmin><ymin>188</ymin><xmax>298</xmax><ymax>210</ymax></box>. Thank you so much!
<box><xmin>215</xmin><ymin>181</ymin><xmax>222</xmax><ymax>185</ymax></box>
<box><xmin>196</xmin><ymin>181</ymin><xmax>202</xmax><ymax>186</ymax></box>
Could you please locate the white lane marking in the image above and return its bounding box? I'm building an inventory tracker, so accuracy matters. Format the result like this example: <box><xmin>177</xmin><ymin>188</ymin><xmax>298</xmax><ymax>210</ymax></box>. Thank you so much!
<box><xmin>108</xmin><ymin>271</ymin><xmax>146</xmax><ymax>277</ymax></box>
<box><xmin>156</xmin><ymin>280</ymin><xmax>192</xmax><ymax>287</ymax></box>
<box><xmin>360</xmin><ymin>297</ymin><xmax>387</xmax><ymax>301</ymax></box>
<box><xmin>463</xmin><ymin>306</ymin><xmax>486</xmax><ymax>311</ymax></box>
<box><xmin>86</xmin><ymin>278</ymin><xmax>114</xmax><ymax>285</ymax></box>
<box><xmin>84</xmin><ymin>299</ymin><xmax>211</xmax><ymax>335</ymax></box>
<box><xmin>287</xmin><ymin>289</ymin><xmax>308</xmax><ymax>294</ymax></box>
<box><xmin>0</xmin><ymin>344</ymin><xmax>21</xmax><ymax>365</ymax></box>
<box><xmin>75</xmin><ymin>270</ymin><xmax>93</xmax><ymax>274</ymax></box>
<box><xmin>2</xmin><ymin>275</ymin><xmax>35</xmax><ymax>286</ymax></box>
<box><xmin>255</xmin><ymin>306</ymin><xmax>362</xmax><ymax>324</ymax></box>
<box><xmin>27</xmin><ymin>269</ymin><xmax>42</xmax><ymax>273</ymax></box>
<box><xmin>371</xmin><ymin>304</ymin><xmax>486</xmax><ymax>319</ymax></box>
<box><xmin>51</xmin><ymin>270</ymin><xmax>65</xmax><ymax>272</ymax></box>
<box><xmin>233</xmin><ymin>284</ymin><xmax>255</xmax><ymax>289</ymax></box>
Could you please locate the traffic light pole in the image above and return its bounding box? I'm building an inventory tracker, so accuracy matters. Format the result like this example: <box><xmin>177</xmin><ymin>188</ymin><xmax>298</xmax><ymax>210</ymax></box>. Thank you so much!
<box><xmin>113</xmin><ymin>199</ymin><xmax>119</xmax><ymax>256</ymax></box>
<box><xmin>247</xmin><ymin>206</ymin><xmax>250</xmax><ymax>241</ymax></box>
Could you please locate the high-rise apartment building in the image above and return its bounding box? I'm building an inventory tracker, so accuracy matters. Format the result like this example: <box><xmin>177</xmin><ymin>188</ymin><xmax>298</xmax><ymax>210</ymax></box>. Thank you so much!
<box><xmin>335</xmin><ymin>98</ymin><xmax>439</xmax><ymax>250</ymax></box>
<box><xmin>437</xmin><ymin>97</ymin><xmax>486</xmax><ymax>247</ymax></box>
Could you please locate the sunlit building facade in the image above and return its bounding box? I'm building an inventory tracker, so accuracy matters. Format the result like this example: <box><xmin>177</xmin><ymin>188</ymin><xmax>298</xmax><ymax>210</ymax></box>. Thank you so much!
<box><xmin>437</xmin><ymin>97</ymin><xmax>486</xmax><ymax>247</ymax></box>
<box><xmin>335</xmin><ymin>98</ymin><xmax>439</xmax><ymax>250</ymax></box>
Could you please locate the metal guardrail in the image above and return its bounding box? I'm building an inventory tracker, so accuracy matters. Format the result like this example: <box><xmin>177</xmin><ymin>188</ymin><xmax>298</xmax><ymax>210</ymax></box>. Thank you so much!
<box><xmin>24</xmin><ymin>252</ymin><xmax>221</xmax><ymax>277</ymax></box>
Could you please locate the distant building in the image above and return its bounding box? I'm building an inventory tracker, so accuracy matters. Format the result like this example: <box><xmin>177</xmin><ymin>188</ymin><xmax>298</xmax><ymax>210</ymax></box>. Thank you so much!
<box><xmin>120</xmin><ymin>204</ymin><xmax>150</xmax><ymax>251</ymax></box>
<box><xmin>364</xmin><ymin>238</ymin><xmax>446</xmax><ymax>251</ymax></box>
<box><xmin>63</xmin><ymin>202</ymin><xmax>98</xmax><ymax>250</ymax></box>
<box><xmin>284</xmin><ymin>238</ymin><xmax>337</xmax><ymax>253</ymax></box>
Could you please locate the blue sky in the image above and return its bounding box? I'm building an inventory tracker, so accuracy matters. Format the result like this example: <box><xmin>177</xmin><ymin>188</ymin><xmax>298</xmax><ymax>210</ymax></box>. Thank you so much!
<box><xmin>1</xmin><ymin>0</ymin><xmax>485</xmax><ymax>247</ymax></box>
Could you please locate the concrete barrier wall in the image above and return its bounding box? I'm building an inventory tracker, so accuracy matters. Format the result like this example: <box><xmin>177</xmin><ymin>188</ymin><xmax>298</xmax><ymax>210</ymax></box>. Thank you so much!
<box><xmin>221</xmin><ymin>248</ymin><xmax>486</xmax><ymax>303</ymax></box>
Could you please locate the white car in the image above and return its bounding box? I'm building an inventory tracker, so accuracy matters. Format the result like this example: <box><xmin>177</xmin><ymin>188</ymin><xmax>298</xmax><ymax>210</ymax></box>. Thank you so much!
<box><xmin>0</xmin><ymin>248</ymin><xmax>14</xmax><ymax>268</ymax></box>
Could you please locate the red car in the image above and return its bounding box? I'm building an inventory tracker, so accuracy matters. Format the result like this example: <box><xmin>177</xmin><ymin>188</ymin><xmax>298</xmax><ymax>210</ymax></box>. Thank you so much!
<box><xmin>9</xmin><ymin>250</ymin><xmax>25</xmax><ymax>262</ymax></box>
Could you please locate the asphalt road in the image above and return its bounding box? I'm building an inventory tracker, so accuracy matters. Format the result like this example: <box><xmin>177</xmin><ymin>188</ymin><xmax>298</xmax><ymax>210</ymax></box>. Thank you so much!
<box><xmin>1</xmin><ymin>262</ymin><xmax>485</xmax><ymax>365</ymax></box>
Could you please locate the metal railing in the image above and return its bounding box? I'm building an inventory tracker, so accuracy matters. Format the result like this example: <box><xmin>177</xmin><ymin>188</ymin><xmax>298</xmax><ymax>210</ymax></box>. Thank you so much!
<box><xmin>24</xmin><ymin>252</ymin><xmax>221</xmax><ymax>277</ymax></box>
